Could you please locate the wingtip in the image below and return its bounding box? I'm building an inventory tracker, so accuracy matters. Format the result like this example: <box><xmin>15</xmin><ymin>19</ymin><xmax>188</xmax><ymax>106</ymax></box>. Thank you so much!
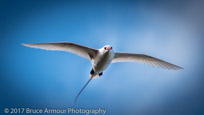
<box><xmin>22</xmin><ymin>43</ymin><xmax>29</xmax><ymax>47</ymax></box>
<box><xmin>172</xmin><ymin>66</ymin><xmax>184</xmax><ymax>70</ymax></box>
<box><xmin>178</xmin><ymin>66</ymin><xmax>184</xmax><ymax>70</ymax></box>
<box><xmin>22</xmin><ymin>43</ymin><xmax>35</xmax><ymax>48</ymax></box>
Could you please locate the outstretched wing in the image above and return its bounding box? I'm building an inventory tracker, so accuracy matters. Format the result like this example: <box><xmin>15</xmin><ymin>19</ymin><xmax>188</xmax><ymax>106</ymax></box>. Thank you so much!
<box><xmin>22</xmin><ymin>42</ymin><xmax>98</xmax><ymax>60</ymax></box>
<box><xmin>112</xmin><ymin>53</ymin><xmax>183</xmax><ymax>70</ymax></box>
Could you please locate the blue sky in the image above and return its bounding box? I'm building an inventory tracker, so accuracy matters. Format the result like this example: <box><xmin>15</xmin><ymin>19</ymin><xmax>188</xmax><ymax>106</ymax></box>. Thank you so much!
<box><xmin>0</xmin><ymin>0</ymin><xmax>204</xmax><ymax>115</ymax></box>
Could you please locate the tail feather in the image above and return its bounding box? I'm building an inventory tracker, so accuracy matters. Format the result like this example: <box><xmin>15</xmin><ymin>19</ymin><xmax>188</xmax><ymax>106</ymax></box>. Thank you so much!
<box><xmin>74</xmin><ymin>77</ymin><xmax>93</xmax><ymax>104</ymax></box>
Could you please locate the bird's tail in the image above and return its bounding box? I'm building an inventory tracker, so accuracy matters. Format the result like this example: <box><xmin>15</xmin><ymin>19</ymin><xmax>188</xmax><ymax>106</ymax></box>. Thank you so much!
<box><xmin>74</xmin><ymin>77</ymin><xmax>93</xmax><ymax>104</ymax></box>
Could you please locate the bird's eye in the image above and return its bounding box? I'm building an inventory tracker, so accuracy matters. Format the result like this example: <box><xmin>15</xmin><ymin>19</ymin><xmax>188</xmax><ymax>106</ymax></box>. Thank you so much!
<box><xmin>104</xmin><ymin>47</ymin><xmax>106</xmax><ymax>50</ymax></box>
<box><xmin>111</xmin><ymin>47</ymin><xmax>112</xmax><ymax>49</ymax></box>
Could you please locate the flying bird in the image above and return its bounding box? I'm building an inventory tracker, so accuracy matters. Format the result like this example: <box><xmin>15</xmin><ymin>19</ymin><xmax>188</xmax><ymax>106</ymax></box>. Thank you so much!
<box><xmin>22</xmin><ymin>42</ymin><xmax>183</xmax><ymax>103</ymax></box>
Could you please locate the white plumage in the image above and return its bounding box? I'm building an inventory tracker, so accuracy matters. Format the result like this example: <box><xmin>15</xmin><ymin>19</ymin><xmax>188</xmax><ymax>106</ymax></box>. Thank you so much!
<box><xmin>22</xmin><ymin>42</ymin><xmax>183</xmax><ymax>103</ymax></box>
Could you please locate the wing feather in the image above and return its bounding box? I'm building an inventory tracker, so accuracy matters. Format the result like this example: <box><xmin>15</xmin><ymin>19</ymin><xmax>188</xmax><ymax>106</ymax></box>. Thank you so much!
<box><xmin>22</xmin><ymin>42</ymin><xmax>98</xmax><ymax>60</ymax></box>
<box><xmin>112</xmin><ymin>53</ymin><xmax>183</xmax><ymax>70</ymax></box>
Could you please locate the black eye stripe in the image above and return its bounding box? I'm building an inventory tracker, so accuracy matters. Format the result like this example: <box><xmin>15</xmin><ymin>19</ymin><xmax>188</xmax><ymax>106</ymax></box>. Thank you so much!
<box><xmin>104</xmin><ymin>46</ymin><xmax>112</xmax><ymax>50</ymax></box>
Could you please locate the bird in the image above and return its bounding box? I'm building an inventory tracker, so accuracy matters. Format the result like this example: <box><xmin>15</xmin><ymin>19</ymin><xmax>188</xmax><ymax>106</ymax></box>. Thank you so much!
<box><xmin>22</xmin><ymin>42</ymin><xmax>183</xmax><ymax>103</ymax></box>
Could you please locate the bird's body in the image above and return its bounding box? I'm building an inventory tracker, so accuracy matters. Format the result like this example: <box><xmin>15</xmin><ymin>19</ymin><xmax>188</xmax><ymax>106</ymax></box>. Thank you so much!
<box><xmin>22</xmin><ymin>42</ymin><xmax>183</xmax><ymax>103</ymax></box>
<box><xmin>91</xmin><ymin>45</ymin><xmax>115</xmax><ymax>78</ymax></box>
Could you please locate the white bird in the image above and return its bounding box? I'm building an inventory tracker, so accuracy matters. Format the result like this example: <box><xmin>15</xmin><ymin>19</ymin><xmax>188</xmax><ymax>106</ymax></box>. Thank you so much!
<box><xmin>22</xmin><ymin>42</ymin><xmax>183</xmax><ymax>103</ymax></box>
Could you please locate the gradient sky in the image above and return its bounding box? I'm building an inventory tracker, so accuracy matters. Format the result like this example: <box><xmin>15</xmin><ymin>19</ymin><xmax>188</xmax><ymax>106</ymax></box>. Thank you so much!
<box><xmin>0</xmin><ymin>0</ymin><xmax>204</xmax><ymax>115</ymax></box>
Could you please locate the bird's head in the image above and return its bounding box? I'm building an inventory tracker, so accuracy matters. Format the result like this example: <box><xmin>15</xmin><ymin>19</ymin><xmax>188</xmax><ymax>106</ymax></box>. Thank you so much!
<box><xmin>99</xmin><ymin>45</ymin><xmax>114</xmax><ymax>54</ymax></box>
<box><xmin>104</xmin><ymin>45</ymin><xmax>112</xmax><ymax>51</ymax></box>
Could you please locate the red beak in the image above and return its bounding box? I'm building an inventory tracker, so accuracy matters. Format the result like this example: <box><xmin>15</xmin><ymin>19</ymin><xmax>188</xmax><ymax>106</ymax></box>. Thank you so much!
<box><xmin>106</xmin><ymin>47</ymin><xmax>111</xmax><ymax>50</ymax></box>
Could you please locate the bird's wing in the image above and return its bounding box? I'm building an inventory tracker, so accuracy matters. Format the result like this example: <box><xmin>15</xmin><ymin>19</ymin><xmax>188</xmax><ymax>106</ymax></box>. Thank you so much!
<box><xmin>22</xmin><ymin>42</ymin><xmax>98</xmax><ymax>60</ymax></box>
<box><xmin>112</xmin><ymin>53</ymin><xmax>183</xmax><ymax>70</ymax></box>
